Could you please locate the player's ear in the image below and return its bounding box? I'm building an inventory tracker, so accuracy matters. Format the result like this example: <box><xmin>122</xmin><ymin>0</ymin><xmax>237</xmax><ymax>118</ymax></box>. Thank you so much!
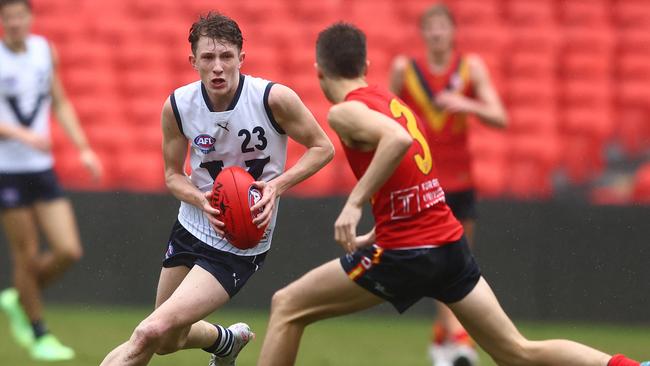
<box><xmin>238</xmin><ymin>50</ymin><xmax>246</xmax><ymax>68</ymax></box>
<box><xmin>315</xmin><ymin>62</ymin><xmax>324</xmax><ymax>79</ymax></box>
<box><xmin>364</xmin><ymin>60</ymin><xmax>370</xmax><ymax>76</ymax></box>
<box><xmin>189</xmin><ymin>53</ymin><xmax>197</xmax><ymax>70</ymax></box>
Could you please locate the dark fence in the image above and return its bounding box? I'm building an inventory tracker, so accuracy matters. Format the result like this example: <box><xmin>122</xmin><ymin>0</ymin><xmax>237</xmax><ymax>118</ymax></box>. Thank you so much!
<box><xmin>1</xmin><ymin>192</ymin><xmax>648</xmax><ymax>323</ymax></box>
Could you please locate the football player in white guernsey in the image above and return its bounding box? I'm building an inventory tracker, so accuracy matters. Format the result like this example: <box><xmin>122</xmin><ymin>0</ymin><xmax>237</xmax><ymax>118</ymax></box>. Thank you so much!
<box><xmin>0</xmin><ymin>0</ymin><xmax>102</xmax><ymax>362</ymax></box>
<box><xmin>100</xmin><ymin>12</ymin><xmax>334</xmax><ymax>366</ymax></box>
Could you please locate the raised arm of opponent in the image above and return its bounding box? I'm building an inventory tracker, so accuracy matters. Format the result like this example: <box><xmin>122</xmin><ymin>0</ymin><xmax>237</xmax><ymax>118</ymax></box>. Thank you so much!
<box><xmin>327</xmin><ymin>100</ymin><xmax>413</xmax><ymax>253</ymax></box>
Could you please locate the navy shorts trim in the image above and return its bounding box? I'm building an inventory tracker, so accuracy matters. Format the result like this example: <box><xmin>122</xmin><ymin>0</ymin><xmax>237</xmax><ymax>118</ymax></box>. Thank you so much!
<box><xmin>162</xmin><ymin>220</ymin><xmax>266</xmax><ymax>298</ymax></box>
<box><xmin>0</xmin><ymin>169</ymin><xmax>64</xmax><ymax>209</ymax></box>
<box><xmin>445</xmin><ymin>189</ymin><xmax>477</xmax><ymax>221</ymax></box>
<box><xmin>340</xmin><ymin>236</ymin><xmax>481</xmax><ymax>313</ymax></box>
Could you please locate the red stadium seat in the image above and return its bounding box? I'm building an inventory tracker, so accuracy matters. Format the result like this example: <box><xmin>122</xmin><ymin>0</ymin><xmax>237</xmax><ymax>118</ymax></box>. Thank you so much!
<box><xmin>558</xmin><ymin>0</ymin><xmax>608</xmax><ymax>26</ymax></box>
<box><xmin>472</xmin><ymin>156</ymin><xmax>508</xmax><ymax>198</ymax></box>
<box><xmin>614</xmin><ymin>106</ymin><xmax>650</xmax><ymax>157</ymax></box>
<box><xmin>562</xmin><ymin>106</ymin><xmax>614</xmax><ymax>138</ymax></box>
<box><xmin>560</xmin><ymin>134</ymin><xmax>606</xmax><ymax>184</ymax></box>
<box><xmin>456</xmin><ymin>25</ymin><xmax>510</xmax><ymax>54</ymax></box>
<box><xmin>560</xmin><ymin>52</ymin><xmax>611</xmax><ymax>80</ymax></box>
<box><xmin>618</xmin><ymin>29</ymin><xmax>650</xmax><ymax>53</ymax></box>
<box><xmin>613</xmin><ymin>0</ymin><xmax>650</xmax><ymax>28</ymax></box>
<box><xmin>449</xmin><ymin>0</ymin><xmax>501</xmax><ymax>26</ymax></box>
<box><xmin>505</xmin><ymin>51</ymin><xmax>556</xmax><ymax>78</ymax></box>
<box><xmin>617</xmin><ymin>53</ymin><xmax>650</xmax><ymax>81</ymax></box>
<box><xmin>505</xmin><ymin>0</ymin><xmax>554</xmax><ymax>26</ymax></box>
<box><xmin>560</xmin><ymin>26</ymin><xmax>615</xmax><ymax>54</ymax></box>
<box><xmin>632</xmin><ymin>163</ymin><xmax>650</xmax><ymax>204</ymax></box>
<box><xmin>508</xmin><ymin>26</ymin><xmax>559</xmax><ymax>53</ymax></box>
<box><xmin>616</xmin><ymin>80</ymin><xmax>650</xmax><ymax>107</ymax></box>
<box><xmin>561</xmin><ymin>80</ymin><xmax>611</xmax><ymax>109</ymax></box>
<box><xmin>508</xmin><ymin>106</ymin><xmax>558</xmax><ymax>135</ymax></box>
<box><xmin>506</xmin><ymin>78</ymin><xmax>556</xmax><ymax>107</ymax></box>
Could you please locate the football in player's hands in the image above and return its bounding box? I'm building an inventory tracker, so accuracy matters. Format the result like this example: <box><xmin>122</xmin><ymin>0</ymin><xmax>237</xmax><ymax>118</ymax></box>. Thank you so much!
<box><xmin>211</xmin><ymin>166</ymin><xmax>265</xmax><ymax>249</ymax></box>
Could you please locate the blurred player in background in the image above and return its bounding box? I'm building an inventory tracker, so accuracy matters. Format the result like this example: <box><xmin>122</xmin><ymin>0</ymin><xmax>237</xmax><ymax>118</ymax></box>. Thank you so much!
<box><xmin>99</xmin><ymin>12</ymin><xmax>333</xmax><ymax>366</ymax></box>
<box><xmin>389</xmin><ymin>3</ymin><xmax>507</xmax><ymax>364</ymax></box>
<box><xmin>257</xmin><ymin>22</ymin><xmax>647</xmax><ymax>366</ymax></box>
<box><xmin>0</xmin><ymin>0</ymin><xmax>102</xmax><ymax>361</ymax></box>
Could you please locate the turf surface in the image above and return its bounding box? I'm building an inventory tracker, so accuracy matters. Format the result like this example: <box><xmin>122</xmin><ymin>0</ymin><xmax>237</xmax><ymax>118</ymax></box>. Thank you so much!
<box><xmin>0</xmin><ymin>305</ymin><xmax>647</xmax><ymax>365</ymax></box>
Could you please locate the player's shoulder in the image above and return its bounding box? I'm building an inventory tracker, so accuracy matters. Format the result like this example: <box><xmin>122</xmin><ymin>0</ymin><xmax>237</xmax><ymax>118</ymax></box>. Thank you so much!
<box><xmin>171</xmin><ymin>80</ymin><xmax>202</xmax><ymax>99</ymax></box>
<box><xmin>463</xmin><ymin>53</ymin><xmax>489</xmax><ymax>75</ymax></box>
<box><xmin>27</xmin><ymin>34</ymin><xmax>49</xmax><ymax>46</ymax></box>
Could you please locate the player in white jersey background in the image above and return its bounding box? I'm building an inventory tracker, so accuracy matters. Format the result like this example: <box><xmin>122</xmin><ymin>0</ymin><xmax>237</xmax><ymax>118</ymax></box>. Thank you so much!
<box><xmin>0</xmin><ymin>0</ymin><xmax>102</xmax><ymax>361</ymax></box>
<box><xmin>100</xmin><ymin>12</ymin><xmax>334</xmax><ymax>366</ymax></box>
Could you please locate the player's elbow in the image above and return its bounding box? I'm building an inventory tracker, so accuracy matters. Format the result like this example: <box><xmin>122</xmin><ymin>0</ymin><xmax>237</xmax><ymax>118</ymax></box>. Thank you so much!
<box><xmin>322</xmin><ymin>140</ymin><xmax>335</xmax><ymax>164</ymax></box>
<box><xmin>392</xmin><ymin>130</ymin><xmax>413</xmax><ymax>154</ymax></box>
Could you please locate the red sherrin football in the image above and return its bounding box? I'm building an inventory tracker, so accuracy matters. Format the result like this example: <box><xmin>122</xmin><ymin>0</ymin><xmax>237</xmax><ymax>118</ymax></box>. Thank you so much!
<box><xmin>210</xmin><ymin>166</ymin><xmax>265</xmax><ymax>249</ymax></box>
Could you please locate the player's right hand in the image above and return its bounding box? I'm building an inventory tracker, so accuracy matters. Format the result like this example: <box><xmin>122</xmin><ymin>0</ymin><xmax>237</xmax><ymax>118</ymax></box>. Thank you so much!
<box><xmin>202</xmin><ymin>191</ymin><xmax>225</xmax><ymax>236</ymax></box>
<box><xmin>334</xmin><ymin>202</ymin><xmax>362</xmax><ymax>254</ymax></box>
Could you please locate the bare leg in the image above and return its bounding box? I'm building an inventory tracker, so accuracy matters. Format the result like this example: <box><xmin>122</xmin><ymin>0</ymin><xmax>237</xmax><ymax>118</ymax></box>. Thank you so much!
<box><xmin>1</xmin><ymin>207</ymin><xmax>43</xmax><ymax>321</ymax></box>
<box><xmin>258</xmin><ymin>259</ymin><xmax>384</xmax><ymax>366</ymax></box>
<box><xmin>100</xmin><ymin>265</ymin><xmax>230</xmax><ymax>366</ymax></box>
<box><xmin>449</xmin><ymin>277</ymin><xmax>611</xmax><ymax>366</ymax></box>
<box><xmin>33</xmin><ymin>199</ymin><xmax>82</xmax><ymax>287</ymax></box>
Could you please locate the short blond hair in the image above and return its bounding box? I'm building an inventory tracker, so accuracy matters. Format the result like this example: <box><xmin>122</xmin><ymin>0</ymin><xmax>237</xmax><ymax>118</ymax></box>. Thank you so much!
<box><xmin>420</xmin><ymin>3</ymin><xmax>456</xmax><ymax>29</ymax></box>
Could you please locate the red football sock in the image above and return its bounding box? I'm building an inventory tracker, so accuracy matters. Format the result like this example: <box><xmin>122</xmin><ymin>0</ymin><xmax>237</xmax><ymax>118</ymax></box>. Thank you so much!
<box><xmin>431</xmin><ymin>324</ymin><xmax>446</xmax><ymax>345</ymax></box>
<box><xmin>609</xmin><ymin>354</ymin><xmax>640</xmax><ymax>366</ymax></box>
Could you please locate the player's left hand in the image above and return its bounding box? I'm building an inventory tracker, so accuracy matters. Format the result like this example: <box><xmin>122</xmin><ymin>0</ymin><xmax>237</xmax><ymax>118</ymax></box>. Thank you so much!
<box><xmin>250</xmin><ymin>180</ymin><xmax>277</xmax><ymax>230</ymax></box>
<box><xmin>79</xmin><ymin>148</ymin><xmax>103</xmax><ymax>181</ymax></box>
<box><xmin>334</xmin><ymin>202</ymin><xmax>362</xmax><ymax>254</ymax></box>
<box><xmin>435</xmin><ymin>92</ymin><xmax>476</xmax><ymax>114</ymax></box>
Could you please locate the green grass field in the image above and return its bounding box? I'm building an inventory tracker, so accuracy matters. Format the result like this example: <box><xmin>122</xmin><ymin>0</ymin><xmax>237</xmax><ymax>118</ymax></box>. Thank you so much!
<box><xmin>0</xmin><ymin>305</ymin><xmax>648</xmax><ymax>365</ymax></box>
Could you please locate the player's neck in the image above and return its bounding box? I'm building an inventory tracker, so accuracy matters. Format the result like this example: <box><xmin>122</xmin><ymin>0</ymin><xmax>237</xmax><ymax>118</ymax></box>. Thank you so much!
<box><xmin>2</xmin><ymin>37</ymin><xmax>27</xmax><ymax>53</ymax></box>
<box><xmin>330</xmin><ymin>78</ymin><xmax>367</xmax><ymax>103</ymax></box>
<box><xmin>204</xmin><ymin>75</ymin><xmax>240</xmax><ymax>112</ymax></box>
<box><xmin>427</xmin><ymin>49</ymin><xmax>453</xmax><ymax>74</ymax></box>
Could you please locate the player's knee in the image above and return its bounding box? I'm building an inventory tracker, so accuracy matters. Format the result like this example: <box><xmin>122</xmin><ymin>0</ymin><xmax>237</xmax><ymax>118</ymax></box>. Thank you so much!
<box><xmin>270</xmin><ymin>288</ymin><xmax>292</xmax><ymax>314</ymax></box>
<box><xmin>132</xmin><ymin>320</ymin><xmax>169</xmax><ymax>350</ymax></box>
<box><xmin>55</xmin><ymin>245</ymin><xmax>83</xmax><ymax>264</ymax></box>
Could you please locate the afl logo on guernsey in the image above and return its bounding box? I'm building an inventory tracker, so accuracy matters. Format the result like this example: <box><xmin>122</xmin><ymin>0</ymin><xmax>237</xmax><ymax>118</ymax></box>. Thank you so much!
<box><xmin>194</xmin><ymin>134</ymin><xmax>216</xmax><ymax>154</ymax></box>
<box><xmin>248</xmin><ymin>186</ymin><xmax>263</xmax><ymax>219</ymax></box>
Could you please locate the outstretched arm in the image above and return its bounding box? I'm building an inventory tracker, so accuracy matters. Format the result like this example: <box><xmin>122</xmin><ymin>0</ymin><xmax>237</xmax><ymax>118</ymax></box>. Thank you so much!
<box><xmin>50</xmin><ymin>44</ymin><xmax>102</xmax><ymax>179</ymax></box>
<box><xmin>328</xmin><ymin>101</ymin><xmax>413</xmax><ymax>252</ymax></box>
<box><xmin>161</xmin><ymin>98</ymin><xmax>224</xmax><ymax>235</ymax></box>
<box><xmin>250</xmin><ymin>84</ymin><xmax>334</xmax><ymax>228</ymax></box>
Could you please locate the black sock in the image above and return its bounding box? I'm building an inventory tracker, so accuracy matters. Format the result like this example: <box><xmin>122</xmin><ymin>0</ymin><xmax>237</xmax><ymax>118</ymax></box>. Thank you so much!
<box><xmin>202</xmin><ymin>324</ymin><xmax>234</xmax><ymax>356</ymax></box>
<box><xmin>31</xmin><ymin>320</ymin><xmax>48</xmax><ymax>339</ymax></box>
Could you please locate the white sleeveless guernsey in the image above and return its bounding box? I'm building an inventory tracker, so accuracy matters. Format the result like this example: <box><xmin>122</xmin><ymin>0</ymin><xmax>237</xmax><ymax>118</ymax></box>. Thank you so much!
<box><xmin>171</xmin><ymin>74</ymin><xmax>287</xmax><ymax>256</ymax></box>
<box><xmin>0</xmin><ymin>35</ymin><xmax>53</xmax><ymax>173</ymax></box>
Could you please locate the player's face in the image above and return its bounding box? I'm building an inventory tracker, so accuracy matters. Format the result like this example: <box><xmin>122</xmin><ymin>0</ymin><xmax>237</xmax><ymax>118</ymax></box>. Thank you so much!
<box><xmin>0</xmin><ymin>2</ymin><xmax>32</xmax><ymax>44</ymax></box>
<box><xmin>421</xmin><ymin>14</ymin><xmax>454</xmax><ymax>53</ymax></box>
<box><xmin>191</xmin><ymin>36</ymin><xmax>244</xmax><ymax>97</ymax></box>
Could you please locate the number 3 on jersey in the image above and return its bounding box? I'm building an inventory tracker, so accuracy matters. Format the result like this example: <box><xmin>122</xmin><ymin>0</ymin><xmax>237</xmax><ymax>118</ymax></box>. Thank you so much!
<box><xmin>389</xmin><ymin>99</ymin><xmax>433</xmax><ymax>175</ymax></box>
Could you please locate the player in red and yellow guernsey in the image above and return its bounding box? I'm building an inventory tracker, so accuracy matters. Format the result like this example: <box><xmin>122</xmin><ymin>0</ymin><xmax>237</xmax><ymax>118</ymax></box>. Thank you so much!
<box><xmin>256</xmin><ymin>23</ymin><xmax>647</xmax><ymax>366</ymax></box>
<box><xmin>390</xmin><ymin>4</ymin><xmax>508</xmax><ymax>365</ymax></box>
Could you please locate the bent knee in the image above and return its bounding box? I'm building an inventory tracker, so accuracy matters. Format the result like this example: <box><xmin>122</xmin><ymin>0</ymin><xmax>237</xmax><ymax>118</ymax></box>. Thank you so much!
<box><xmin>55</xmin><ymin>246</ymin><xmax>83</xmax><ymax>263</ymax></box>
<box><xmin>270</xmin><ymin>287</ymin><xmax>296</xmax><ymax>314</ymax></box>
<box><xmin>132</xmin><ymin>320</ymin><xmax>170</xmax><ymax>349</ymax></box>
